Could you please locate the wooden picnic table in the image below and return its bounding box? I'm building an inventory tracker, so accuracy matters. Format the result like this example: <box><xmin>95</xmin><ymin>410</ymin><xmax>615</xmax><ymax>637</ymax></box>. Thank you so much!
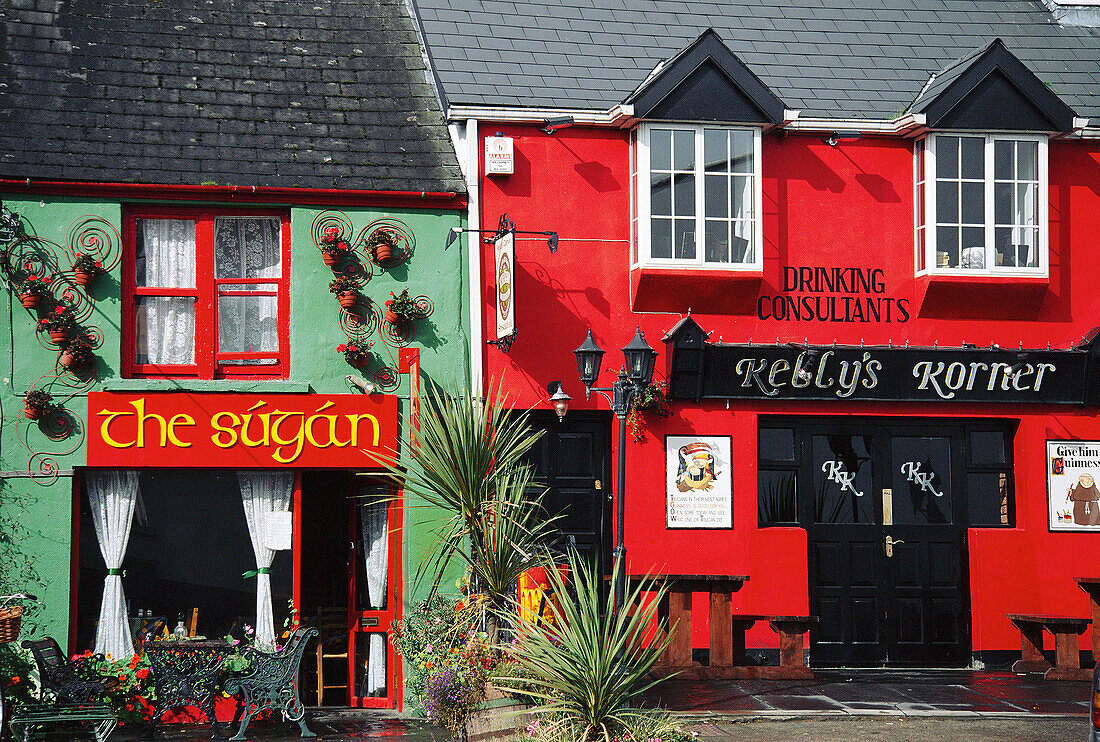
<box><xmin>1074</xmin><ymin>577</ymin><xmax>1100</xmax><ymax>663</ymax></box>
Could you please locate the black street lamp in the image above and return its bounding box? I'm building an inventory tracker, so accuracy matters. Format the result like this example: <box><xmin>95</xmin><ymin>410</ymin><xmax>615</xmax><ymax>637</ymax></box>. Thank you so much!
<box><xmin>568</xmin><ymin>327</ymin><xmax>657</xmax><ymax>610</ymax></box>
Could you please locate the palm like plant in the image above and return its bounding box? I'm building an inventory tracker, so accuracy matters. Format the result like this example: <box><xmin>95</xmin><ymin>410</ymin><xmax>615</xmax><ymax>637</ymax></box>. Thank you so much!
<box><xmin>366</xmin><ymin>381</ymin><xmax>555</xmax><ymax>644</ymax></box>
<box><xmin>494</xmin><ymin>550</ymin><xmax>674</xmax><ymax>742</ymax></box>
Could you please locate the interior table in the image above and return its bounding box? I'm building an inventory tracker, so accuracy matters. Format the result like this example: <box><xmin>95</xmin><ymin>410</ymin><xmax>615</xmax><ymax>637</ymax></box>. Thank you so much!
<box><xmin>142</xmin><ymin>639</ymin><xmax>234</xmax><ymax>740</ymax></box>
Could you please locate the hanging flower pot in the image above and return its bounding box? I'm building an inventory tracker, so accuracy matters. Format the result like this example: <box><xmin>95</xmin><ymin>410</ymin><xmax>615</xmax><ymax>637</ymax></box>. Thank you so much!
<box><xmin>337</xmin><ymin>342</ymin><xmax>370</xmax><ymax>368</ymax></box>
<box><xmin>19</xmin><ymin>292</ymin><xmax>41</xmax><ymax>309</ymax></box>
<box><xmin>329</xmin><ymin>276</ymin><xmax>360</xmax><ymax>309</ymax></box>
<box><xmin>337</xmin><ymin>291</ymin><xmax>357</xmax><ymax>309</ymax></box>
<box><xmin>321</xmin><ymin>251</ymin><xmax>342</xmax><ymax>267</ymax></box>
<box><xmin>366</xmin><ymin>228</ymin><xmax>399</xmax><ymax>263</ymax></box>
<box><xmin>23</xmin><ymin>389</ymin><xmax>53</xmax><ymax>420</ymax></box>
<box><xmin>384</xmin><ymin>289</ymin><xmax>419</xmax><ymax>326</ymax></box>
<box><xmin>319</xmin><ymin>227</ymin><xmax>349</xmax><ymax>268</ymax></box>
<box><xmin>384</xmin><ymin>306</ymin><xmax>400</xmax><ymax>325</ymax></box>
<box><xmin>72</xmin><ymin>269</ymin><xmax>92</xmax><ymax>286</ymax></box>
<box><xmin>39</xmin><ymin>306</ymin><xmax>79</xmax><ymax>344</ymax></box>
<box><xmin>17</xmin><ymin>275</ymin><xmax>48</xmax><ymax>309</ymax></box>
<box><xmin>59</xmin><ymin>349</ymin><xmax>77</xmax><ymax>368</ymax></box>
<box><xmin>71</xmin><ymin>253</ymin><xmax>102</xmax><ymax>286</ymax></box>
<box><xmin>48</xmin><ymin>329</ymin><xmax>70</xmax><ymax>344</ymax></box>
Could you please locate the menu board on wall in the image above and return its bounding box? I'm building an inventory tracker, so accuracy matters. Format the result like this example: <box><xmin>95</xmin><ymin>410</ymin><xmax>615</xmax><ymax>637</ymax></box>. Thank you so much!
<box><xmin>665</xmin><ymin>435</ymin><xmax>732</xmax><ymax>529</ymax></box>
<box><xmin>1048</xmin><ymin>440</ymin><xmax>1100</xmax><ymax>532</ymax></box>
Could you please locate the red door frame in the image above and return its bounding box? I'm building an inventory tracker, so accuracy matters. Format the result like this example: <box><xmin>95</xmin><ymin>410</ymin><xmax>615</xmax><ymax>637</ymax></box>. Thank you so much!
<box><xmin>346</xmin><ymin>489</ymin><xmax>403</xmax><ymax>709</ymax></box>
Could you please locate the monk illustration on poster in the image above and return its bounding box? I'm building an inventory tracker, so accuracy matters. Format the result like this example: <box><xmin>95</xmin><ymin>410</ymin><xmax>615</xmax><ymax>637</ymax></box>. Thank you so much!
<box><xmin>1047</xmin><ymin>441</ymin><xmax>1100</xmax><ymax>532</ymax></box>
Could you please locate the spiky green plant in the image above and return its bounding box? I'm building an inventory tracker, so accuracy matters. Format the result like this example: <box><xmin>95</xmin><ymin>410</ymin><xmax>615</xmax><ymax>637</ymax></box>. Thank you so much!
<box><xmin>493</xmin><ymin>549</ymin><xmax>675</xmax><ymax>742</ymax></box>
<box><xmin>366</xmin><ymin>380</ymin><xmax>557</xmax><ymax>644</ymax></box>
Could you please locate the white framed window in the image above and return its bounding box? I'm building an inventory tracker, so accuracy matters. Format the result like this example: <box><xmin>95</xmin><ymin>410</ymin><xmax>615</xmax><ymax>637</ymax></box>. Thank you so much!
<box><xmin>634</xmin><ymin>123</ymin><xmax>763</xmax><ymax>269</ymax></box>
<box><xmin>916</xmin><ymin>133</ymin><xmax>1047</xmax><ymax>276</ymax></box>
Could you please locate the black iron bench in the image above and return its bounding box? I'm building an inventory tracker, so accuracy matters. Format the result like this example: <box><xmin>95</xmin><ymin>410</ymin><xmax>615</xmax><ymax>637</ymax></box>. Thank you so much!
<box><xmin>11</xmin><ymin>637</ymin><xmax>120</xmax><ymax>741</ymax></box>
<box><xmin>1008</xmin><ymin>613</ymin><xmax>1091</xmax><ymax>681</ymax></box>
<box><xmin>223</xmin><ymin>626</ymin><xmax>319</xmax><ymax>740</ymax></box>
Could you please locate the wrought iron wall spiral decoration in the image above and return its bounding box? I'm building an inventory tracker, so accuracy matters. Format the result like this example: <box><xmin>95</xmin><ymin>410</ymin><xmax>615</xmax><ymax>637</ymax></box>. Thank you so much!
<box><xmin>1</xmin><ymin>212</ymin><xmax>112</xmax><ymax>483</ymax></box>
<box><xmin>312</xmin><ymin>210</ymin><xmax>434</xmax><ymax>392</ymax></box>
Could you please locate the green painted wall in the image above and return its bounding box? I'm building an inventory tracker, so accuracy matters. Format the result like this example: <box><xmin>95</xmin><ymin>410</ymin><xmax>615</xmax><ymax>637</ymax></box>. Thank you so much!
<box><xmin>0</xmin><ymin>195</ymin><xmax>468</xmax><ymax>649</ymax></box>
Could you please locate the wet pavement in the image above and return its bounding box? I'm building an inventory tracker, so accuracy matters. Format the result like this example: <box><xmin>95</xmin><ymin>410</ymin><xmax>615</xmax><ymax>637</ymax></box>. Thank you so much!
<box><xmin>95</xmin><ymin>670</ymin><xmax>1088</xmax><ymax>741</ymax></box>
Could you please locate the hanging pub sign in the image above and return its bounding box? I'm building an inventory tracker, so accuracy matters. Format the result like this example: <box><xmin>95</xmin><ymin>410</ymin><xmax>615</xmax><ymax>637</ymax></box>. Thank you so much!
<box><xmin>86</xmin><ymin>392</ymin><xmax>399</xmax><ymax>468</ymax></box>
<box><xmin>666</xmin><ymin>436</ymin><xmax>732</xmax><ymax>529</ymax></box>
<box><xmin>1047</xmin><ymin>441</ymin><xmax>1100</xmax><ymax>532</ymax></box>
<box><xmin>665</xmin><ymin>317</ymin><xmax>1100</xmax><ymax>405</ymax></box>
<box><xmin>494</xmin><ymin>229</ymin><xmax>515</xmax><ymax>343</ymax></box>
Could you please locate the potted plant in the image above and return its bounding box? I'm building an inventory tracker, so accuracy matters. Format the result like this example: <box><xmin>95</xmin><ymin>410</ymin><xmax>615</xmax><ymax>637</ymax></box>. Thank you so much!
<box><xmin>625</xmin><ymin>380</ymin><xmax>671</xmax><ymax>442</ymax></box>
<box><xmin>38</xmin><ymin>306</ymin><xmax>79</xmax><ymax>343</ymax></box>
<box><xmin>17</xmin><ymin>275</ymin><xmax>49</xmax><ymax>309</ymax></box>
<box><xmin>59</xmin><ymin>335</ymin><xmax>94</xmax><ymax>370</ymax></box>
<box><xmin>328</xmin><ymin>275</ymin><xmax>361</xmax><ymax>309</ymax></box>
<box><xmin>365</xmin><ymin>228</ymin><xmax>399</xmax><ymax>263</ymax></box>
<box><xmin>336</xmin><ymin>341</ymin><xmax>370</xmax><ymax>368</ymax></box>
<box><xmin>23</xmin><ymin>389</ymin><xmax>53</xmax><ymax>420</ymax></box>
<box><xmin>319</xmin><ymin>226</ymin><xmax>349</xmax><ymax>267</ymax></box>
<box><xmin>384</xmin><ymin>289</ymin><xmax>419</xmax><ymax>325</ymax></box>
<box><xmin>71</xmin><ymin>253</ymin><xmax>103</xmax><ymax>286</ymax></box>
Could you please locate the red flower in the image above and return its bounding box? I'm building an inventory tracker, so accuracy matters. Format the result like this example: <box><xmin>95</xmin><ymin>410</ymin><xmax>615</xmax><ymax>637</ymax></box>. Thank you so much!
<box><xmin>337</xmin><ymin>241</ymin><xmax>348</xmax><ymax>250</ymax></box>
<box><xmin>95</xmin><ymin>261</ymin><xmax>102</xmax><ymax>268</ymax></box>
<box><xmin>128</xmin><ymin>656</ymin><xmax>139</xmax><ymax>669</ymax></box>
<box><xmin>27</xmin><ymin>275</ymin><xmax>38</xmax><ymax>281</ymax></box>
<box><xmin>54</xmin><ymin>306</ymin><xmax>65</xmax><ymax>314</ymax></box>
<box><xmin>348</xmin><ymin>344</ymin><xmax>358</xmax><ymax>353</ymax></box>
<box><xmin>135</xmin><ymin>668</ymin><xmax>150</xmax><ymax>680</ymax></box>
<box><xmin>38</xmin><ymin>319</ymin><xmax>47</xmax><ymax>326</ymax></box>
<box><xmin>325</xmin><ymin>226</ymin><xmax>339</xmax><ymax>239</ymax></box>
<box><xmin>337</xmin><ymin>343</ymin><xmax>347</xmax><ymax>352</ymax></box>
<box><xmin>118</xmin><ymin>673</ymin><xmax>126</xmax><ymax>682</ymax></box>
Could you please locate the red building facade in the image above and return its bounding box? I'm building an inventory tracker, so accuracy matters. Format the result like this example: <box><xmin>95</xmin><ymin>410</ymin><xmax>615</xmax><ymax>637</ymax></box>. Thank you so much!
<box><xmin>430</xmin><ymin>21</ymin><xmax>1100</xmax><ymax>667</ymax></box>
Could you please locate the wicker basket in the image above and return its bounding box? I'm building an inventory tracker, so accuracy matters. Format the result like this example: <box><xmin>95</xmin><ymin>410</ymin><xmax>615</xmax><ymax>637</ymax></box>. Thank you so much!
<box><xmin>0</xmin><ymin>605</ymin><xmax>24</xmax><ymax>643</ymax></box>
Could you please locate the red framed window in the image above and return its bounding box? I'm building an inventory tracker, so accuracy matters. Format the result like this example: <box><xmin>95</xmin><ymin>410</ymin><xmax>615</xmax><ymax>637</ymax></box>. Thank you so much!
<box><xmin>122</xmin><ymin>208</ymin><xmax>291</xmax><ymax>379</ymax></box>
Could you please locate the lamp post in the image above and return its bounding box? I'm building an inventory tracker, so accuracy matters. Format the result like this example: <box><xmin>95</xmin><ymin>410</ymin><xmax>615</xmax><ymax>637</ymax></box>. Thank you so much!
<box><xmin>570</xmin><ymin>327</ymin><xmax>657</xmax><ymax>610</ymax></box>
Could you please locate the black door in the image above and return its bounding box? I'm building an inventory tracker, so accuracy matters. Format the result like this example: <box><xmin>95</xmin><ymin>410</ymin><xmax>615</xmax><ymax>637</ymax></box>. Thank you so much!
<box><xmin>800</xmin><ymin>421</ymin><xmax>970</xmax><ymax>667</ymax></box>
<box><xmin>524</xmin><ymin>411</ymin><xmax>612</xmax><ymax>578</ymax></box>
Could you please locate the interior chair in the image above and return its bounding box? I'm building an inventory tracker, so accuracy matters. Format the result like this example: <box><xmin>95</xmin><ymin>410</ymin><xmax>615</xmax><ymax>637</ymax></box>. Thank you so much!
<box><xmin>314</xmin><ymin>607</ymin><xmax>349</xmax><ymax>705</ymax></box>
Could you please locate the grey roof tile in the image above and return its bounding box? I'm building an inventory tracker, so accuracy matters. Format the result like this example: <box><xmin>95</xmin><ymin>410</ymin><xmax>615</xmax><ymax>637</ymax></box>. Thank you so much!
<box><xmin>1</xmin><ymin>0</ymin><xmax>464</xmax><ymax>192</ymax></box>
<box><xmin>413</xmin><ymin>0</ymin><xmax>1100</xmax><ymax>120</ymax></box>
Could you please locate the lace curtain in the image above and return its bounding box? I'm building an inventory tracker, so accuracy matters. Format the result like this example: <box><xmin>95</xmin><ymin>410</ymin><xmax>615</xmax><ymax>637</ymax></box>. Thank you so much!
<box><xmin>359</xmin><ymin>500</ymin><xmax>389</xmax><ymax>697</ymax></box>
<box><xmin>216</xmin><ymin>218</ymin><xmax>280</xmax><ymax>363</ymax></box>
<box><xmin>86</xmin><ymin>470</ymin><xmax>140</xmax><ymax>659</ymax></box>
<box><xmin>237</xmin><ymin>470</ymin><xmax>293</xmax><ymax>645</ymax></box>
<box><xmin>136</xmin><ymin>219</ymin><xmax>196</xmax><ymax>364</ymax></box>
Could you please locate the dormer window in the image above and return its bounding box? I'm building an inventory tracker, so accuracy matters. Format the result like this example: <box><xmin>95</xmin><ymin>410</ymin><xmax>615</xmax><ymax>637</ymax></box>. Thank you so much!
<box><xmin>915</xmin><ymin>133</ymin><xmax>1047</xmax><ymax>275</ymax></box>
<box><xmin>635</xmin><ymin>123</ymin><xmax>762</xmax><ymax>269</ymax></box>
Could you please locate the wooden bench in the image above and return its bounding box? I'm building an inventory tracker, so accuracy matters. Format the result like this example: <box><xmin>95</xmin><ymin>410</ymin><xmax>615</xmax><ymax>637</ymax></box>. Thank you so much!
<box><xmin>8</xmin><ymin>702</ymin><xmax>116</xmax><ymax>742</ymax></box>
<box><xmin>729</xmin><ymin>615</ymin><xmax>818</xmax><ymax>680</ymax></box>
<box><xmin>1007</xmin><ymin>613</ymin><xmax>1091</xmax><ymax>681</ymax></box>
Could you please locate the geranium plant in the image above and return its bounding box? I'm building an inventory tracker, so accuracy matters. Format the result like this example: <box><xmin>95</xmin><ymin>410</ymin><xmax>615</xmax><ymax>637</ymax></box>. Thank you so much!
<box><xmin>72</xmin><ymin>252</ymin><xmax>103</xmax><ymax>273</ymax></box>
<box><xmin>328</xmin><ymin>275</ymin><xmax>359</xmax><ymax>295</ymax></box>
<box><xmin>337</xmin><ymin>341</ymin><xmax>370</xmax><ymax>367</ymax></box>
<box><xmin>59</xmin><ymin>335</ymin><xmax>95</xmax><ymax>369</ymax></box>
<box><xmin>625</xmin><ymin>380</ymin><xmax>671</xmax><ymax>443</ymax></box>
<box><xmin>319</xmin><ymin>226</ymin><xmax>350</xmax><ymax>255</ymax></box>
<box><xmin>82</xmin><ymin>650</ymin><xmax>156</xmax><ymax>726</ymax></box>
<box><xmin>384</xmin><ymin>289</ymin><xmax>420</xmax><ymax>324</ymax></box>
<box><xmin>38</xmin><ymin>306</ymin><xmax>79</xmax><ymax>334</ymax></box>
<box><xmin>19</xmin><ymin>275</ymin><xmax>49</xmax><ymax>296</ymax></box>
<box><xmin>24</xmin><ymin>389</ymin><xmax>53</xmax><ymax>410</ymax></box>
<box><xmin>365</xmin><ymin>228</ymin><xmax>399</xmax><ymax>262</ymax></box>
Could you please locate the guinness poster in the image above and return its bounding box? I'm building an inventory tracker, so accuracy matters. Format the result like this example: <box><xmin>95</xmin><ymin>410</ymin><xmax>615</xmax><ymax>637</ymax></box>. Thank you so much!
<box><xmin>1048</xmin><ymin>441</ymin><xmax>1100</xmax><ymax>532</ymax></box>
<box><xmin>666</xmin><ymin>435</ymin><xmax>732</xmax><ymax>529</ymax></box>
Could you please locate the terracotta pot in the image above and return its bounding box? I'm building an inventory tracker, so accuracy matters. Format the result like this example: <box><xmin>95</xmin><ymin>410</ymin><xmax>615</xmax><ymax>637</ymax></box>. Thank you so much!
<box><xmin>19</xmin><ymin>293</ymin><xmax>40</xmax><ymax>309</ymax></box>
<box><xmin>372</xmin><ymin>243</ymin><xmax>393</xmax><ymax>262</ymax></box>
<box><xmin>23</xmin><ymin>403</ymin><xmax>43</xmax><ymax>420</ymax></box>
<box><xmin>59</xmin><ymin>350</ymin><xmax>80</xmax><ymax>369</ymax></box>
<box><xmin>321</xmin><ymin>251</ymin><xmax>341</xmax><ymax>266</ymax></box>
<box><xmin>348</xmin><ymin>355</ymin><xmax>369</xmax><ymax>368</ymax></box>
<box><xmin>384</xmin><ymin>307</ymin><xmax>400</xmax><ymax>325</ymax></box>
<box><xmin>337</xmin><ymin>291</ymin><xmax>357</xmax><ymax>309</ymax></box>
<box><xmin>48</xmin><ymin>329</ymin><xmax>70</xmax><ymax>344</ymax></box>
<box><xmin>72</xmin><ymin>269</ymin><xmax>91</xmax><ymax>286</ymax></box>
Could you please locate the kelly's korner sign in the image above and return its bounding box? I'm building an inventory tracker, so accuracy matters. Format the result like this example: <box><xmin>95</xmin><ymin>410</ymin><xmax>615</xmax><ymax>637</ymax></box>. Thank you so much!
<box><xmin>87</xmin><ymin>392</ymin><xmax>398</xmax><ymax>468</ymax></box>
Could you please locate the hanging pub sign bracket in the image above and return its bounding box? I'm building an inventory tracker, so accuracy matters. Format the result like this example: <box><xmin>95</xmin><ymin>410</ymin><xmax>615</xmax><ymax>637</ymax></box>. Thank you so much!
<box><xmin>663</xmin><ymin>316</ymin><xmax>1100</xmax><ymax>406</ymax></box>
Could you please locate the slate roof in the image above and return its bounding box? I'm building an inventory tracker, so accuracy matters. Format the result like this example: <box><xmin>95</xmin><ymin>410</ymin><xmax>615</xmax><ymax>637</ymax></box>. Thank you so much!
<box><xmin>411</xmin><ymin>0</ymin><xmax>1100</xmax><ymax>121</ymax></box>
<box><xmin>0</xmin><ymin>0</ymin><xmax>465</xmax><ymax>192</ymax></box>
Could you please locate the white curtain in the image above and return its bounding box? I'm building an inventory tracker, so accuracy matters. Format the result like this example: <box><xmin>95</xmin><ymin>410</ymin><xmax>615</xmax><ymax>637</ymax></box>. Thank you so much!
<box><xmin>360</xmin><ymin>500</ymin><xmax>389</xmax><ymax>696</ymax></box>
<box><xmin>237</xmin><ymin>470</ymin><xmax>293</xmax><ymax>645</ymax></box>
<box><xmin>136</xmin><ymin>219</ymin><xmax>196</xmax><ymax>365</ymax></box>
<box><xmin>87</xmin><ymin>470</ymin><xmax>140</xmax><ymax>660</ymax></box>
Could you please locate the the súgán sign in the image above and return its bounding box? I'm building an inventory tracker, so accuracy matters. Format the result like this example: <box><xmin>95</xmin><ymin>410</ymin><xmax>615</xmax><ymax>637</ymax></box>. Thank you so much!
<box><xmin>86</xmin><ymin>392</ymin><xmax>398</xmax><ymax>468</ymax></box>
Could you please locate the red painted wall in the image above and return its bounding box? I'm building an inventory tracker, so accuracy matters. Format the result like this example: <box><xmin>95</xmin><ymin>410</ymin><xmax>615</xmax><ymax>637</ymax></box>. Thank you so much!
<box><xmin>479</xmin><ymin>123</ymin><xmax>1100</xmax><ymax>654</ymax></box>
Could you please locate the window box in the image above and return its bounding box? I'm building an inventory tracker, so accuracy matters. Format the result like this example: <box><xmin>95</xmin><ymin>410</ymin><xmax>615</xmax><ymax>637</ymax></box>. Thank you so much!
<box><xmin>122</xmin><ymin>209</ymin><xmax>291</xmax><ymax>379</ymax></box>
<box><xmin>915</xmin><ymin>133</ymin><xmax>1048</xmax><ymax>279</ymax></box>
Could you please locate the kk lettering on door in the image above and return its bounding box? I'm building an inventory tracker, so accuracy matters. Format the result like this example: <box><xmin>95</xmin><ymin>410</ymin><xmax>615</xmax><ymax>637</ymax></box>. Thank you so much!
<box><xmin>822</xmin><ymin>460</ymin><xmax>863</xmax><ymax>497</ymax></box>
<box><xmin>901</xmin><ymin>461</ymin><xmax>943</xmax><ymax>497</ymax></box>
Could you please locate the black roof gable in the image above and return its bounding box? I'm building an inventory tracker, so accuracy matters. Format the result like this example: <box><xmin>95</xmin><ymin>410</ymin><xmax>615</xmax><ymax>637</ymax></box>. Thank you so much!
<box><xmin>0</xmin><ymin>0</ymin><xmax>465</xmax><ymax>192</ymax></box>
<box><xmin>910</xmin><ymin>39</ymin><xmax>1078</xmax><ymax>133</ymax></box>
<box><xmin>627</xmin><ymin>29</ymin><xmax>786</xmax><ymax>125</ymax></box>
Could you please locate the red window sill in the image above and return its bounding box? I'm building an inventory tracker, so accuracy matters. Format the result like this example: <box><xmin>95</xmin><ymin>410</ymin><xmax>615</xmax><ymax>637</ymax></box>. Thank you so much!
<box><xmin>631</xmin><ymin>266</ymin><xmax>763</xmax><ymax>314</ymax></box>
<box><xmin>916</xmin><ymin>272</ymin><xmax>1050</xmax><ymax>319</ymax></box>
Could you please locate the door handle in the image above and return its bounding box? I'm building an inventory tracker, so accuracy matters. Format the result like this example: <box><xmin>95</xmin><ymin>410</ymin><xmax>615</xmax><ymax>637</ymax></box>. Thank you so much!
<box><xmin>885</xmin><ymin>535</ymin><xmax>905</xmax><ymax>558</ymax></box>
